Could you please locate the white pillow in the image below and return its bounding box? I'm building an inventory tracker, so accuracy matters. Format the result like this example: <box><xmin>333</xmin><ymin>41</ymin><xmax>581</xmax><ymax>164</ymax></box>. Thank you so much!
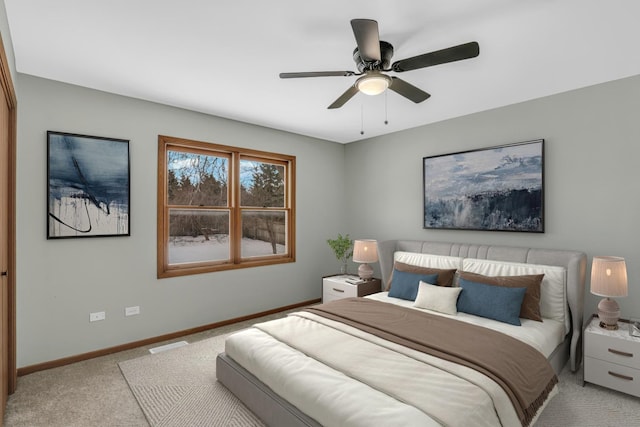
<box><xmin>394</xmin><ymin>251</ymin><xmax>463</xmax><ymax>270</ymax></box>
<box><xmin>413</xmin><ymin>281</ymin><xmax>462</xmax><ymax>315</ymax></box>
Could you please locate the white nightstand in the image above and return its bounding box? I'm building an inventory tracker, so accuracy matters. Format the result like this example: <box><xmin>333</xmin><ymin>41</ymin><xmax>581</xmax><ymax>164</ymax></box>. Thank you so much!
<box><xmin>322</xmin><ymin>275</ymin><xmax>381</xmax><ymax>303</ymax></box>
<box><xmin>584</xmin><ymin>315</ymin><xmax>640</xmax><ymax>397</ymax></box>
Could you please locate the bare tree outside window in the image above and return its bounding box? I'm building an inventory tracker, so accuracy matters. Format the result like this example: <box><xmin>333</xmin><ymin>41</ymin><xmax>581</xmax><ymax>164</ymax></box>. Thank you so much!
<box><xmin>240</xmin><ymin>159</ymin><xmax>287</xmax><ymax>257</ymax></box>
<box><xmin>167</xmin><ymin>151</ymin><xmax>228</xmax><ymax>250</ymax></box>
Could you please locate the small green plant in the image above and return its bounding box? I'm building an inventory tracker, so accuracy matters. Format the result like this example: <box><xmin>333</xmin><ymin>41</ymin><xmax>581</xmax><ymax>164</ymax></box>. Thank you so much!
<box><xmin>327</xmin><ymin>233</ymin><xmax>353</xmax><ymax>273</ymax></box>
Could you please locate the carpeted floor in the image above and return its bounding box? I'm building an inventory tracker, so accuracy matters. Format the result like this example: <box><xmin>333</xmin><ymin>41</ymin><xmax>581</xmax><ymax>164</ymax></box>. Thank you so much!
<box><xmin>537</xmin><ymin>368</ymin><xmax>640</xmax><ymax>426</ymax></box>
<box><xmin>3</xmin><ymin>310</ymin><xmax>293</xmax><ymax>427</ymax></box>
<box><xmin>119</xmin><ymin>333</ymin><xmax>263</xmax><ymax>427</ymax></box>
<box><xmin>5</xmin><ymin>308</ymin><xmax>640</xmax><ymax>426</ymax></box>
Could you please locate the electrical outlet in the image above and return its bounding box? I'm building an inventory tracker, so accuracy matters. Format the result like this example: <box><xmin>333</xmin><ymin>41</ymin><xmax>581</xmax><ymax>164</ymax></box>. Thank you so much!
<box><xmin>125</xmin><ymin>306</ymin><xmax>140</xmax><ymax>316</ymax></box>
<box><xmin>89</xmin><ymin>311</ymin><xmax>105</xmax><ymax>322</ymax></box>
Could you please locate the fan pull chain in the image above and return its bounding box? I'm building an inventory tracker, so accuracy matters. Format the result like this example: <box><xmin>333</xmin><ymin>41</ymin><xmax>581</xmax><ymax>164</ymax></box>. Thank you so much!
<box><xmin>384</xmin><ymin>90</ymin><xmax>389</xmax><ymax>125</ymax></box>
<box><xmin>360</xmin><ymin>103</ymin><xmax>365</xmax><ymax>135</ymax></box>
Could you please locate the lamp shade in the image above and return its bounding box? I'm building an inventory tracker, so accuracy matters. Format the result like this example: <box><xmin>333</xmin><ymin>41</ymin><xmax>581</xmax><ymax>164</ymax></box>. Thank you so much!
<box><xmin>590</xmin><ymin>256</ymin><xmax>628</xmax><ymax>298</ymax></box>
<box><xmin>353</xmin><ymin>240</ymin><xmax>378</xmax><ymax>263</ymax></box>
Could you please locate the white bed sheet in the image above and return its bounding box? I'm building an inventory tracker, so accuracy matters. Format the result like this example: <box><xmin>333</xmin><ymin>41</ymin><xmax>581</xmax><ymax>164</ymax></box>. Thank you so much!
<box><xmin>366</xmin><ymin>292</ymin><xmax>565</xmax><ymax>358</ymax></box>
<box><xmin>226</xmin><ymin>326</ymin><xmax>443</xmax><ymax>427</ymax></box>
<box><xmin>224</xmin><ymin>295</ymin><xmax>562</xmax><ymax>426</ymax></box>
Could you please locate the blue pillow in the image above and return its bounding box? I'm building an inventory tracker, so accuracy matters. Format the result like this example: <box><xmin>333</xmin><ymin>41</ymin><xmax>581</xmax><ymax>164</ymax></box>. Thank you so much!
<box><xmin>457</xmin><ymin>278</ymin><xmax>527</xmax><ymax>326</ymax></box>
<box><xmin>388</xmin><ymin>270</ymin><xmax>438</xmax><ymax>301</ymax></box>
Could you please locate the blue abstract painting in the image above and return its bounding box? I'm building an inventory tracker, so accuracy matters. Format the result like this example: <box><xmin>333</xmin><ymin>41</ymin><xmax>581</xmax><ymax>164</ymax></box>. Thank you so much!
<box><xmin>423</xmin><ymin>140</ymin><xmax>544</xmax><ymax>232</ymax></box>
<box><xmin>47</xmin><ymin>131</ymin><xmax>130</xmax><ymax>238</ymax></box>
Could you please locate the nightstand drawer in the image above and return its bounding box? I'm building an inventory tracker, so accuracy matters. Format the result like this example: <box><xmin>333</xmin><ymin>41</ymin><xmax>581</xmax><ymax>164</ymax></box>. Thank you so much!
<box><xmin>323</xmin><ymin>283</ymin><xmax>356</xmax><ymax>303</ymax></box>
<box><xmin>584</xmin><ymin>357</ymin><xmax>640</xmax><ymax>397</ymax></box>
<box><xmin>322</xmin><ymin>276</ymin><xmax>381</xmax><ymax>303</ymax></box>
<box><xmin>585</xmin><ymin>332</ymin><xmax>640</xmax><ymax>370</ymax></box>
<box><xmin>325</xmin><ymin>280</ymin><xmax>358</xmax><ymax>297</ymax></box>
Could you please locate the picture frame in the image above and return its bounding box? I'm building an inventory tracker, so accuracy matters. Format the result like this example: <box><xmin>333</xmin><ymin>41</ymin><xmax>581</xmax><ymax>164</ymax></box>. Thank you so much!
<box><xmin>47</xmin><ymin>131</ymin><xmax>130</xmax><ymax>239</ymax></box>
<box><xmin>423</xmin><ymin>139</ymin><xmax>544</xmax><ymax>232</ymax></box>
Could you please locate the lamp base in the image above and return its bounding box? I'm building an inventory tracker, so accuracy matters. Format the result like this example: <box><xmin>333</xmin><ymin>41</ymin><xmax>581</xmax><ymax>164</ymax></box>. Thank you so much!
<box><xmin>598</xmin><ymin>297</ymin><xmax>620</xmax><ymax>330</ymax></box>
<box><xmin>358</xmin><ymin>263</ymin><xmax>373</xmax><ymax>280</ymax></box>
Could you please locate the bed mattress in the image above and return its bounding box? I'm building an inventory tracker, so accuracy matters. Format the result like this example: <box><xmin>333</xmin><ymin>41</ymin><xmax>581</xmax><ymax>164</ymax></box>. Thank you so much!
<box><xmin>224</xmin><ymin>297</ymin><xmax>560</xmax><ymax>427</ymax></box>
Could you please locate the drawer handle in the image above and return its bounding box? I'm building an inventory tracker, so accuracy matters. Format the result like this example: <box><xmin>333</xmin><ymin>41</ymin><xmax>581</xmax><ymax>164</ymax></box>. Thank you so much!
<box><xmin>332</xmin><ymin>288</ymin><xmax>345</xmax><ymax>293</ymax></box>
<box><xmin>608</xmin><ymin>371</ymin><xmax>634</xmax><ymax>381</ymax></box>
<box><xmin>608</xmin><ymin>348</ymin><xmax>633</xmax><ymax>358</ymax></box>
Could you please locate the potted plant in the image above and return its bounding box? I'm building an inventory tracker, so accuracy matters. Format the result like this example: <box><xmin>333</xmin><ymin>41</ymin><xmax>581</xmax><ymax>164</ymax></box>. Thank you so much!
<box><xmin>327</xmin><ymin>233</ymin><xmax>353</xmax><ymax>274</ymax></box>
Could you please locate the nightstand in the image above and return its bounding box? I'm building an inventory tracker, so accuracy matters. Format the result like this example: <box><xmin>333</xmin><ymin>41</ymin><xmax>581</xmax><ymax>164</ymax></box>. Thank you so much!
<box><xmin>584</xmin><ymin>315</ymin><xmax>640</xmax><ymax>397</ymax></box>
<box><xmin>322</xmin><ymin>275</ymin><xmax>381</xmax><ymax>303</ymax></box>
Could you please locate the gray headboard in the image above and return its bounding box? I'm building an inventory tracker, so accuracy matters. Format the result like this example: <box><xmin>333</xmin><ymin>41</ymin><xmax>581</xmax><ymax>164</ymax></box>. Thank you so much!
<box><xmin>377</xmin><ymin>240</ymin><xmax>587</xmax><ymax>372</ymax></box>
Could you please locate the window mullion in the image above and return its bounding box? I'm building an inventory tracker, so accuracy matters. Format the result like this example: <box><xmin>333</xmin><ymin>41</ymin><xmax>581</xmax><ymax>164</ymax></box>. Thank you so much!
<box><xmin>231</xmin><ymin>152</ymin><xmax>242</xmax><ymax>263</ymax></box>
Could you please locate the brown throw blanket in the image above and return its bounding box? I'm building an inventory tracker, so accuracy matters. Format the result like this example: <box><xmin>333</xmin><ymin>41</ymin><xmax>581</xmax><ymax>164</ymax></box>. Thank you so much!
<box><xmin>305</xmin><ymin>298</ymin><xmax>558</xmax><ymax>427</ymax></box>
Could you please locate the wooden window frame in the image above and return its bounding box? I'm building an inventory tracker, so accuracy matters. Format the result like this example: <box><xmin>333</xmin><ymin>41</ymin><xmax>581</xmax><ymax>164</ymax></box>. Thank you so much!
<box><xmin>157</xmin><ymin>135</ymin><xmax>296</xmax><ymax>278</ymax></box>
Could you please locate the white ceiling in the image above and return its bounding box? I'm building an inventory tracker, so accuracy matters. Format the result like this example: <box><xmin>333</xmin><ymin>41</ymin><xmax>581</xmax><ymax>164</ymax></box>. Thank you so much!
<box><xmin>5</xmin><ymin>0</ymin><xmax>640</xmax><ymax>143</ymax></box>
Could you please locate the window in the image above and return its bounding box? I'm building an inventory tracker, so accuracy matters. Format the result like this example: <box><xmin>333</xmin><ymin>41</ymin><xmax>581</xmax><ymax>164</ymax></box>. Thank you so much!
<box><xmin>157</xmin><ymin>135</ymin><xmax>295</xmax><ymax>278</ymax></box>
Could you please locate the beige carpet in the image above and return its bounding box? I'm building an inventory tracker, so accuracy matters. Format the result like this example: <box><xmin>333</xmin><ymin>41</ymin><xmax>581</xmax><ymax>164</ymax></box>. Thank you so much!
<box><xmin>536</xmin><ymin>368</ymin><xmax>640</xmax><ymax>427</ymax></box>
<box><xmin>120</xmin><ymin>330</ymin><xmax>640</xmax><ymax>427</ymax></box>
<box><xmin>119</xmin><ymin>332</ymin><xmax>264</xmax><ymax>427</ymax></box>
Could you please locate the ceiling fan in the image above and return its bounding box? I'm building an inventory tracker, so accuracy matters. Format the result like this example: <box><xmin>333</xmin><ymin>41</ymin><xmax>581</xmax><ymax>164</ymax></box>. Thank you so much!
<box><xmin>280</xmin><ymin>19</ymin><xmax>480</xmax><ymax>109</ymax></box>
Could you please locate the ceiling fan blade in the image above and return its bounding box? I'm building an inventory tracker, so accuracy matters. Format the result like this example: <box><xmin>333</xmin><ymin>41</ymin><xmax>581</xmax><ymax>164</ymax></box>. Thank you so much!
<box><xmin>328</xmin><ymin>86</ymin><xmax>359</xmax><ymax>109</ymax></box>
<box><xmin>280</xmin><ymin>71</ymin><xmax>355</xmax><ymax>78</ymax></box>
<box><xmin>389</xmin><ymin>77</ymin><xmax>430</xmax><ymax>103</ymax></box>
<box><xmin>351</xmin><ymin>19</ymin><xmax>381</xmax><ymax>63</ymax></box>
<box><xmin>391</xmin><ymin>41</ymin><xmax>480</xmax><ymax>72</ymax></box>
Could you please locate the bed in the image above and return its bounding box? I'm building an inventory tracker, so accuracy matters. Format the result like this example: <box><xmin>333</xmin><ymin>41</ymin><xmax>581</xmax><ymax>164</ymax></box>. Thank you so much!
<box><xmin>216</xmin><ymin>240</ymin><xmax>587</xmax><ymax>426</ymax></box>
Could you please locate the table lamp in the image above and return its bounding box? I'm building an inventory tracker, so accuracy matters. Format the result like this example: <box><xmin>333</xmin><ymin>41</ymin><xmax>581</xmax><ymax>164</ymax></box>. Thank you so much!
<box><xmin>590</xmin><ymin>256</ymin><xmax>628</xmax><ymax>330</ymax></box>
<box><xmin>352</xmin><ymin>240</ymin><xmax>378</xmax><ymax>280</ymax></box>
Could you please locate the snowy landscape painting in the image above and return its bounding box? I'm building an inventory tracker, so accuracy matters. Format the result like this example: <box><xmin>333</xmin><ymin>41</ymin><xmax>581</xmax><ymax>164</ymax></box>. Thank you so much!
<box><xmin>47</xmin><ymin>131</ymin><xmax>130</xmax><ymax>239</ymax></box>
<box><xmin>423</xmin><ymin>139</ymin><xmax>544</xmax><ymax>232</ymax></box>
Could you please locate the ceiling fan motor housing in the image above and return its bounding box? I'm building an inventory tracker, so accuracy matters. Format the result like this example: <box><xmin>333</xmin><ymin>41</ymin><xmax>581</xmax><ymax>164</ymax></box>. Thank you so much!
<box><xmin>353</xmin><ymin>41</ymin><xmax>394</xmax><ymax>72</ymax></box>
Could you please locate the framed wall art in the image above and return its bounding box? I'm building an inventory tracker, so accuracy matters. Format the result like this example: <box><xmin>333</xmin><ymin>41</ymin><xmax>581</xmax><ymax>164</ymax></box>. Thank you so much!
<box><xmin>423</xmin><ymin>139</ymin><xmax>544</xmax><ymax>232</ymax></box>
<box><xmin>47</xmin><ymin>131</ymin><xmax>130</xmax><ymax>239</ymax></box>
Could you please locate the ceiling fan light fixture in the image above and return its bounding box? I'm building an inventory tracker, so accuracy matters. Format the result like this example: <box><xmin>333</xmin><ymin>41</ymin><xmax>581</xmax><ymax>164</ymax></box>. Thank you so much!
<box><xmin>356</xmin><ymin>74</ymin><xmax>391</xmax><ymax>96</ymax></box>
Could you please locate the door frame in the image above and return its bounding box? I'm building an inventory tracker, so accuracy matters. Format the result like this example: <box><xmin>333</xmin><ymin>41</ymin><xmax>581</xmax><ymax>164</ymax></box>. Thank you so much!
<box><xmin>0</xmin><ymin>32</ymin><xmax>18</xmax><ymax>394</ymax></box>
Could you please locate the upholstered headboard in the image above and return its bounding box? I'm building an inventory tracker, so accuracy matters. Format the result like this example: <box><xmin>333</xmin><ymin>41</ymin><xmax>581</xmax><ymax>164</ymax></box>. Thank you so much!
<box><xmin>377</xmin><ymin>240</ymin><xmax>587</xmax><ymax>372</ymax></box>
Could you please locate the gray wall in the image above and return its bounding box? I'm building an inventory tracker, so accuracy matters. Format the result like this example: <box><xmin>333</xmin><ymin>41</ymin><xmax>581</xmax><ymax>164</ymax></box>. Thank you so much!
<box><xmin>345</xmin><ymin>74</ymin><xmax>640</xmax><ymax>323</ymax></box>
<box><xmin>14</xmin><ymin>69</ymin><xmax>640</xmax><ymax>369</ymax></box>
<box><xmin>15</xmin><ymin>75</ymin><xmax>346</xmax><ymax>367</ymax></box>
